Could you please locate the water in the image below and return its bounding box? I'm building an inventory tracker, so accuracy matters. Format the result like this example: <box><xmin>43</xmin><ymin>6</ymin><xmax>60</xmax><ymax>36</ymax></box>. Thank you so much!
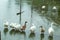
<box><xmin>0</xmin><ymin>0</ymin><xmax>60</xmax><ymax>40</ymax></box>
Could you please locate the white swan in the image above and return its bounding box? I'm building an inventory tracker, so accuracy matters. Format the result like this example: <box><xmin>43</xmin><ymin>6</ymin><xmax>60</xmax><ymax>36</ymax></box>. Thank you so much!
<box><xmin>48</xmin><ymin>22</ymin><xmax>54</xmax><ymax>37</ymax></box>
<box><xmin>30</xmin><ymin>24</ymin><xmax>36</xmax><ymax>33</ymax></box>
<box><xmin>15</xmin><ymin>24</ymin><xmax>21</xmax><ymax>30</ymax></box>
<box><xmin>40</xmin><ymin>26</ymin><xmax>45</xmax><ymax>34</ymax></box>
<box><xmin>10</xmin><ymin>23</ymin><xmax>17</xmax><ymax>28</ymax></box>
<box><xmin>42</xmin><ymin>5</ymin><xmax>46</xmax><ymax>9</ymax></box>
<box><xmin>4</xmin><ymin>21</ymin><xmax>9</xmax><ymax>27</ymax></box>
<box><xmin>53</xmin><ymin>6</ymin><xmax>57</xmax><ymax>10</ymax></box>
<box><xmin>10</xmin><ymin>23</ymin><xmax>21</xmax><ymax>30</ymax></box>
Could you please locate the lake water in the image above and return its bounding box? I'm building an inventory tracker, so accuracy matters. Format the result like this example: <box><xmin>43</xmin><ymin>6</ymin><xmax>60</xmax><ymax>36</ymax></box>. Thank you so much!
<box><xmin>0</xmin><ymin>0</ymin><xmax>60</xmax><ymax>40</ymax></box>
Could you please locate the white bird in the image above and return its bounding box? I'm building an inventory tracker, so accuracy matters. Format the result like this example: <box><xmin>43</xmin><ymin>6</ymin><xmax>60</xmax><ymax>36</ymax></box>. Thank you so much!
<box><xmin>10</xmin><ymin>23</ymin><xmax>17</xmax><ymax>28</ymax></box>
<box><xmin>48</xmin><ymin>22</ymin><xmax>54</xmax><ymax>37</ymax></box>
<box><xmin>53</xmin><ymin>6</ymin><xmax>57</xmax><ymax>10</ymax></box>
<box><xmin>30</xmin><ymin>24</ymin><xmax>36</xmax><ymax>33</ymax></box>
<box><xmin>40</xmin><ymin>26</ymin><xmax>45</xmax><ymax>34</ymax></box>
<box><xmin>15</xmin><ymin>24</ymin><xmax>21</xmax><ymax>30</ymax></box>
<box><xmin>10</xmin><ymin>23</ymin><xmax>21</xmax><ymax>30</ymax></box>
<box><xmin>4</xmin><ymin>21</ymin><xmax>9</xmax><ymax>28</ymax></box>
<box><xmin>42</xmin><ymin>5</ymin><xmax>46</xmax><ymax>9</ymax></box>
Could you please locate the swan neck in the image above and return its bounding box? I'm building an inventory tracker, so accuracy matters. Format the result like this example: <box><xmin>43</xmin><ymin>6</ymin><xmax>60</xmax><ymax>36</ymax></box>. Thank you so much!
<box><xmin>24</xmin><ymin>22</ymin><xmax>26</xmax><ymax>26</ymax></box>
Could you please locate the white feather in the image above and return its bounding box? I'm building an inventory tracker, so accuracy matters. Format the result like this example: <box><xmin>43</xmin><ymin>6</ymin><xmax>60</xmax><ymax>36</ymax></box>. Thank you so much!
<box><xmin>10</xmin><ymin>23</ymin><xmax>16</xmax><ymax>27</ymax></box>
<box><xmin>4</xmin><ymin>21</ymin><xmax>9</xmax><ymax>27</ymax></box>
<box><xmin>48</xmin><ymin>22</ymin><xmax>54</xmax><ymax>36</ymax></box>
<box><xmin>30</xmin><ymin>24</ymin><xmax>36</xmax><ymax>33</ymax></box>
<box><xmin>10</xmin><ymin>23</ymin><xmax>21</xmax><ymax>30</ymax></box>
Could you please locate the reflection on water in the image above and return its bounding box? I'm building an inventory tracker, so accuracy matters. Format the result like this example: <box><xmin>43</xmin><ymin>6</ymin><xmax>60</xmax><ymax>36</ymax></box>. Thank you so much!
<box><xmin>48</xmin><ymin>36</ymin><xmax>53</xmax><ymax>40</ymax></box>
<box><xmin>40</xmin><ymin>34</ymin><xmax>44</xmax><ymax>40</ymax></box>
<box><xmin>20</xmin><ymin>31</ymin><xmax>26</xmax><ymax>35</ymax></box>
<box><xmin>9</xmin><ymin>29</ymin><xmax>16</xmax><ymax>35</ymax></box>
<box><xmin>29</xmin><ymin>33</ymin><xmax>35</xmax><ymax>40</ymax></box>
<box><xmin>4</xmin><ymin>28</ymin><xmax>8</xmax><ymax>35</ymax></box>
<box><xmin>9</xmin><ymin>29</ymin><xmax>26</xmax><ymax>36</ymax></box>
<box><xmin>19</xmin><ymin>31</ymin><xmax>26</xmax><ymax>40</ymax></box>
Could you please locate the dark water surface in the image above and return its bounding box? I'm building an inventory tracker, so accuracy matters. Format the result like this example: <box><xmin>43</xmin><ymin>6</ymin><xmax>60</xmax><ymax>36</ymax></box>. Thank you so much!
<box><xmin>0</xmin><ymin>0</ymin><xmax>60</xmax><ymax>40</ymax></box>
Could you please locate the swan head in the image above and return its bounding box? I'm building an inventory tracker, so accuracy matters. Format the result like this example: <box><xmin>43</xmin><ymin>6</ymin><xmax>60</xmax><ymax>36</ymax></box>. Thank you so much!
<box><xmin>51</xmin><ymin>22</ymin><xmax>55</xmax><ymax>25</ymax></box>
<box><xmin>40</xmin><ymin>26</ymin><xmax>44</xmax><ymax>28</ymax></box>
<box><xmin>51</xmin><ymin>22</ymin><xmax>54</xmax><ymax>25</ymax></box>
<box><xmin>40</xmin><ymin>26</ymin><xmax>43</xmax><ymax>28</ymax></box>
<box><xmin>25</xmin><ymin>21</ymin><xmax>27</xmax><ymax>23</ymax></box>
